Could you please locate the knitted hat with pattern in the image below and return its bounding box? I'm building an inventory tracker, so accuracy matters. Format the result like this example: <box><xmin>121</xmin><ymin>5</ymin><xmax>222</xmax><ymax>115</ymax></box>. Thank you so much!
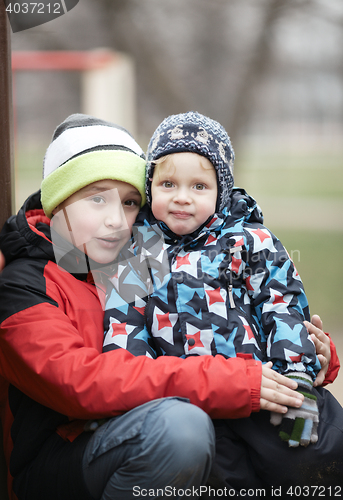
<box><xmin>146</xmin><ymin>111</ymin><xmax>235</xmax><ymax>212</ymax></box>
<box><xmin>41</xmin><ymin>114</ymin><xmax>146</xmax><ymax>218</ymax></box>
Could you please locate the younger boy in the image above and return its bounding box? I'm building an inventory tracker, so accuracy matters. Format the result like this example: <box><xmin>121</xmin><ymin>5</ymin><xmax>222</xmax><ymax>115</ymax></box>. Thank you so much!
<box><xmin>103</xmin><ymin>112</ymin><xmax>343</xmax><ymax>488</ymax></box>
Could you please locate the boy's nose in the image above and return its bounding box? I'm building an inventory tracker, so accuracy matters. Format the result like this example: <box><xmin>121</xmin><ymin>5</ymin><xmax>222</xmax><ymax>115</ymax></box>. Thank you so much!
<box><xmin>104</xmin><ymin>208</ymin><xmax>127</xmax><ymax>230</ymax></box>
<box><xmin>173</xmin><ymin>188</ymin><xmax>191</xmax><ymax>204</ymax></box>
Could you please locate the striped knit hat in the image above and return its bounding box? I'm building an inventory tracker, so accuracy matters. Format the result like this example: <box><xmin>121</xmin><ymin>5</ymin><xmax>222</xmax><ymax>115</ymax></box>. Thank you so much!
<box><xmin>41</xmin><ymin>114</ymin><xmax>146</xmax><ymax>218</ymax></box>
<box><xmin>146</xmin><ymin>111</ymin><xmax>235</xmax><ymax>212</ymax></box>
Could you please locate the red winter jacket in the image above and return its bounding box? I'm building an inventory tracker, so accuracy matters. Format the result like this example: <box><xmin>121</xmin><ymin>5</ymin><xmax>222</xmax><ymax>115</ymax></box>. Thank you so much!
<box><xmin>0</xmin><ymin>192</ymin><xmax>265</xmax><ymax>499</ymax></box>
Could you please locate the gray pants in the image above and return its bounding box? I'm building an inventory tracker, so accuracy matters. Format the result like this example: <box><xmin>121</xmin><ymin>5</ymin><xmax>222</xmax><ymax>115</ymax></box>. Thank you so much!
<box><xmin>82</xmin><ymin>398</ymin><xmax>215</xmax><ymax>499</ymax></box>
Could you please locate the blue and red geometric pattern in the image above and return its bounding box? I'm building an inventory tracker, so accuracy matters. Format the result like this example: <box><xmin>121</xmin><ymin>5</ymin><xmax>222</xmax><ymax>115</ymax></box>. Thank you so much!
<box><xmin>103</xmin><ymin>188</ymin><xmax>320</xmax><ymax>379</ymax></box>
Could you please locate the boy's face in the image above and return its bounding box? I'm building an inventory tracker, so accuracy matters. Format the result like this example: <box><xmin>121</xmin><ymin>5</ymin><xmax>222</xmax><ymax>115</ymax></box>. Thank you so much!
<box><xmin>51</xmin><ymin>179</ymin><xmax>141</xmax><ymax>264</ymax></box>
<box><xmin>151</xmin><ymin>152</ymin><xmax>217</xmax><ymax>235</ymax></box>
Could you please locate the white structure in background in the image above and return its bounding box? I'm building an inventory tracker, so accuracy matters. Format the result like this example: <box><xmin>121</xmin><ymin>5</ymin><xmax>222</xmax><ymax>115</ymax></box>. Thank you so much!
<box><xmin>82</xmin><ymin>51</ymin><xmax>136</xmax><ymax>136</ymax></box>
<box><xmin>12</xmin><ymin>49</ymin><xmax>137</xmax><ymax>136</ymax></box>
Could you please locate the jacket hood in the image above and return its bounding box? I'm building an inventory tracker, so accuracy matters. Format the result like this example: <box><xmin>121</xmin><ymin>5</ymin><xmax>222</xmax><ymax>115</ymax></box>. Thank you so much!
<box><xmin>229</xmin><ymin>187</ymin><xmax>264</xmax><ymax>225</ymax></box>
<box><xmin>0</xmin><ymin>191</ymin><xmax>54</xmax><ymax>266</ymax></box>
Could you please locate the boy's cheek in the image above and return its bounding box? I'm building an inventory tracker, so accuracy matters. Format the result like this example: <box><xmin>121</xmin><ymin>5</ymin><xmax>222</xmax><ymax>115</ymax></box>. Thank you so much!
<box><xmin>150</xmin><ymin>198</ymin><xmax>165</xmax><ymax>221</ymax></box>
<box><xmin>126</xmin><ymin>210</ymin><xmax>140</xmax><ymax>232</ymax></box>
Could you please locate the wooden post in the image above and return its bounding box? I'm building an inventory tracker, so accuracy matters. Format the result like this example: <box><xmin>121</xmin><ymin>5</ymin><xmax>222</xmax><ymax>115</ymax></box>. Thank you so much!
<box><xmin>0</xmin><ymin>9</ymin><xmax>12</xmax><ymax>500</ymax></box>
<box><xmin>0</xmin><ymin>3</ymin><xmax>15</xmax><ymax>229</ymax></box>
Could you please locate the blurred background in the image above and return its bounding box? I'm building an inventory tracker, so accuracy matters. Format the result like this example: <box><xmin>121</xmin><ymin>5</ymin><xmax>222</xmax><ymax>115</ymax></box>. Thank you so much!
<box><xmin>10</xmin><ymin>0</ymin><xmax>343</xmax><ymax>400</ymax></box>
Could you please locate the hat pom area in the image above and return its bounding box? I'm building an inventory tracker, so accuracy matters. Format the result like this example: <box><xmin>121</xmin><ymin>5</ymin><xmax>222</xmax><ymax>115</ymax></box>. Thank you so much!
<box><xmin>41</xmin><ymin>114</ymin><xmax>146</xmax><ymax>218</ymax></box>
<box><xmin>145</xmin><ymin>111</ymin><xmax>235</xmax><ymax>212</ymax></box>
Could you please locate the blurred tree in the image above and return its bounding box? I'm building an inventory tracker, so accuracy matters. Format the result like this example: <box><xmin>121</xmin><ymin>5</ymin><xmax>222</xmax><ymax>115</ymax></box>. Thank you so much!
<box><xmin>10</xmin><ymin>0</ymin><xmax>343</xmax><ymax>146</ymax></box>
<box><xmin>227</xmin><ymin>0</ymin><xmax>290</xmax><ymax>144</ymax></box>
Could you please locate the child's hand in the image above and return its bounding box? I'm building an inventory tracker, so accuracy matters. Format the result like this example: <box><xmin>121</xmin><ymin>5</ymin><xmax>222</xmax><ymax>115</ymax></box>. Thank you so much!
<box><xmin>260</xmin><ymin>362</ymin><xmax>304</xmax><ymax>413</ymax></box>
<box><xmin>270</xmin><ymin>372</ymin><xmax>319</xmax><ymax>447</ymax></box>
<box><xmin>304</xmin><ymin>315</ymin><xmax>330</xmax><ymax>387</ymax></box>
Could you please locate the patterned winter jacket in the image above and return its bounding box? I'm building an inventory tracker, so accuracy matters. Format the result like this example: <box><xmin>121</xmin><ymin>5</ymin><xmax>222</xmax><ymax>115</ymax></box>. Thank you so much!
<box><xmin>104</xmin><ymin>188</ymin><xmax>321</xmax><ymax>379</ymax></box>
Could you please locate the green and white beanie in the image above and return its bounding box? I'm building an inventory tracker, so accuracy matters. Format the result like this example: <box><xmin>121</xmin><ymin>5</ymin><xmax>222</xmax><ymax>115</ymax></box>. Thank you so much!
<box><xmin>41</xmin><ymin>114</ymin><xmax>146</xmax><ymax>218</ymax></box>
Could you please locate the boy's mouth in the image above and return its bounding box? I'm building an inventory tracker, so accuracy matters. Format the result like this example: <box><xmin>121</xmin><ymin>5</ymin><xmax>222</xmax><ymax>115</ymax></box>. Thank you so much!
<box><xmin>96</xmin><ymin>236</ymin><xmax>121</xmax><ymax>248</ymax></box>
<box><xmin>170</xmin><ymin>211</ymin><xmax>192</xmax><ymax>219</ymax></box>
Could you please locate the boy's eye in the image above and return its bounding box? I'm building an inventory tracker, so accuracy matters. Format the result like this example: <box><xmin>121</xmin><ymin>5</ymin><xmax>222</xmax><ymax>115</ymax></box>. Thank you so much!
<box><xmin>194</xmin><ymin>183</ymin><xmax>206</xmax><ymax>190</ymax></box>
<box><xmin>162</xmin><ymin>181</ymin><xmax>174</xmax><ymax>188</ymax></box>
<box><xmin>123</xmin><ymin>199</ymin><xmax>139</xmax><ymax>207</ymax></box>
<box><xmin>90</xmin><ymin>196</ymin><xmax>105</xmax><ymax>204</ymax></box>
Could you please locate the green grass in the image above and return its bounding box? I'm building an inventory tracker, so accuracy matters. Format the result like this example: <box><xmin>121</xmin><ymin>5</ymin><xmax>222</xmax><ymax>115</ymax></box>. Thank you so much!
<box><xmin>235</xmin><ymin>148</ymin><xmax>343</xmax><ymax>200</ymax></box>
<box><xmin>234</xmin><ymin>145</ymin><xmax>343</xmax><ymax>334</ymax></box>
<box><xmin>272</xmin><ymin>229</ymin><xmax>343</xmax><ymax>333</ymax></box>
<box><xmin>14</xmin><ymin>147</ymin><xmax>44</xmax><ymax>211</ymax></box>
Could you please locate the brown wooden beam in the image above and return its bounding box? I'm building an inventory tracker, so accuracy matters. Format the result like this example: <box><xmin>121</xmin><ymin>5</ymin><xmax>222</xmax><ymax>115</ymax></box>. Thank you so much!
<box><xmin>0</xmin><ymin>4</ymin><xmax>15</xmax><ymax>230</ymax></box>
<box><xmin>0</xmin><ymin>10</ymin><xmax>13</xmax><ymax>497</ymax></box>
